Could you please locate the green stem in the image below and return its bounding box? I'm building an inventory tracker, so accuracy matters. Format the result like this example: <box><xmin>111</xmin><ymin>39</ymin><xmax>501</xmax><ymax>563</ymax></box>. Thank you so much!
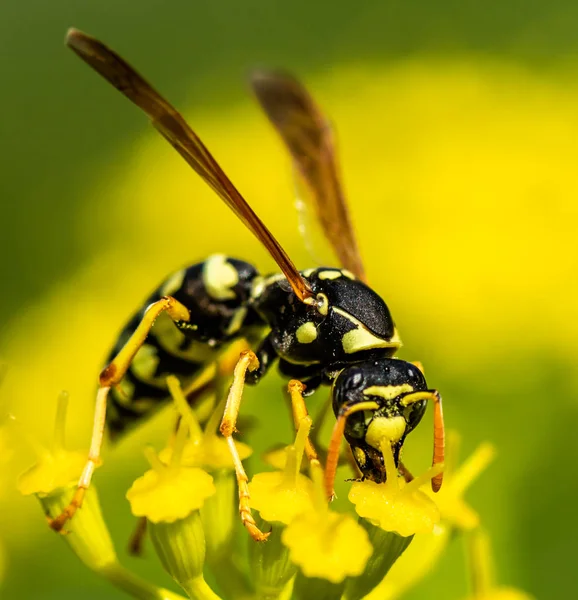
<box><xmin>209</xmin><ymin>555</ymin><xmax>253</xmax><ymax>600</ymax></box>
<box><xmin>182</xmin><ymin>576</ymin><xmax>223</xmax><ymax>600</ymax></box>
<box><xmin>100</xmin><ymin>563</ymin><xmax>187</xmax><ymax>600</ymax></box>
<box><xmin>292</xmin><ymin>573</ymin><xmax>346</xmax><ymax>600</ymax></box>
<box><xmin>342</xmin><ymin>522</ymin><xmax>413</xmax><ymax>600</ymax></box>
<box><xmin>467</xmin><ymin>529</ymin><xmax>494</xmax><ymax>597</ymax></box>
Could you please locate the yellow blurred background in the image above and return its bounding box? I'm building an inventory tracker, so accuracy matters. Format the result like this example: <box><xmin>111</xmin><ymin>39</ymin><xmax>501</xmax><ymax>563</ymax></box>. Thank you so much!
<box><xmin>1</xmin><ymin>1</ymin><xmax>578</xmax><ymax>598</ymax></box>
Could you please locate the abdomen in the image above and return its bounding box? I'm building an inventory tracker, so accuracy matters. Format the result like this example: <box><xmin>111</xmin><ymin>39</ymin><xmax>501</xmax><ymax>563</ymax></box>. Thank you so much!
<box><xmin>106</xmin><ymin>255</ymin><xmax>265</xmax><ymax>439</ymax></box>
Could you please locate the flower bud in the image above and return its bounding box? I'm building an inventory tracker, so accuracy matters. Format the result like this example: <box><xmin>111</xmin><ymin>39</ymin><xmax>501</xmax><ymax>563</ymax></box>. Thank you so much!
<box><xmin>17</xmin><ymin>393</ymin><xmax>116</xmax><ymax>571</ymax></box>
<box><xmin>126</xmin><ymin>417</ymin><xmax>218</xmax><ymax>599</ymax></box>
<box><xmin>281</xmin><ymin>462</ymin><xmax>372</xmax><ymax>586</ymax></box>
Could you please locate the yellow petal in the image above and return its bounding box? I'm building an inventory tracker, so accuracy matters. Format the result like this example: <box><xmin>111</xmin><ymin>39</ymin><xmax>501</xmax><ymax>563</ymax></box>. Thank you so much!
<box><xmin>17</xmin><ymin>451</ymin><xmax>86</xmax><ymax>497</ymax></box>
<box><xmin>349</xmin><ymin>479</ymin><xmax>440</xmax><ymax>537</ymax></box>
<box><xmin>159</xmin><ymin>435</ymin><xmax>252</xmax><ymax>472</ymax></box>
<box><xmin>127</xmin><ymin>467</ymin><xmax>215</xmax><ymax>523</ymax></box>
<box><xmin>249</xmin><ymin>471</ymin><xmax>314</xmax><ymax>524</ymax></box>
<box><xmin>282</xmin><ymin>510</ymin><xmax>372</xmax><ymax>583</ymax></box>
<box><xmin>200</xmin><ymin>435</ymin><xmax>252</xmax><ymax>470</ymax></box>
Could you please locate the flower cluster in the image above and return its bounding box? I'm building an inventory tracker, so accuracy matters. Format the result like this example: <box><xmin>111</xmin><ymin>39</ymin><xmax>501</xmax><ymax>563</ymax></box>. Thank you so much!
<box><xmin>17</xmin><ymin>378</ymin><xmax>534</xmax><ymax>600</ymax></box>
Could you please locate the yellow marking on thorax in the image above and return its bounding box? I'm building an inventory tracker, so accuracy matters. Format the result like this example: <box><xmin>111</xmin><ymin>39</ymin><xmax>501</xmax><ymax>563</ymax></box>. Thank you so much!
<box><xmin>318</xmin><ymin>270</ymin><xmax>342</xmax><ymax>280</ymax></box>
<box><xmin>295</xmin><ymin>321</ymin><xmax>318</xmax><ymax>344</ymax></box>
<box><xmin>251</xmin><ymin>272</ymin><xmax>288</xmax><ymax>300</ymax></box>
<box><xmin>203</xmin><ymin>254</ymin><xmax>238</xmax><ymax>300</ymax></box>
<box><xmin>317</xmin><ymin>292</ymin><xmax>329</xmax><ymax>316</ymax></box>
<box><xmin>160</xmin><ymin>269</ymin><xmax>186</xmax><ymax>297</ymax></box>
<box><xmin>333</xmin><ymin>306</ymin><xmax>402</xmax><ymax>354</ymax></box>
<box><xmin>363</xmin><ymin>384</ymin><xmax>414</xmax><ymax>400</ymax></box>
<box><xmin>365</xmin><ymin>416</ymin><xmax>407</xmax><ymax>449</ymax></box>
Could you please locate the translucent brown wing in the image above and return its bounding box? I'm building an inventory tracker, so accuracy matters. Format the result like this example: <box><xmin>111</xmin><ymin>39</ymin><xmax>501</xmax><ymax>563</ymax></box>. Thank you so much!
<box><xmin>65</xmin><ymin>29</ymin><xmax>313</xmax><ymax>303</ymax></box>
<box><xmin>250</xmin><ymin>70</ymin><xmax>366</xmax><ymax>282</ymax></box>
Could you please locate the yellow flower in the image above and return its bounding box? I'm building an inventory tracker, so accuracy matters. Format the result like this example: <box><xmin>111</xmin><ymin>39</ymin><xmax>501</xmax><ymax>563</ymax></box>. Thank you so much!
<box><xmin>17</xmin><ymin>392</ymin><xmax>86</xmax><ymax>498</ymax></box>
<box><xmin>462</xmin><ymin>529</ymin><xmax>535</xmax><ymax>600</ymax></box>
<box><xmin>159</xmin><ymin>375</ymin><xmax>252</xmax><ymax>472</ymax></box>
<box><xmin>425</xmin><ymin>437</ymin><xmax>496</xmax><ymax>531</ymax></box>
<box><xmin>283</xmin><ymin>509</ymin><xmax>372</xmax><ymax>584</ymax></box>
<box><xmin>127</xmin><ymin>465</ymin><xmax>215</xmax><ymax>524</ymax></box>
<box><xmin>281</xmin><ymin>462</ymin><xmax>372</xmax><ymax>584</ymax></box>
<box><xmin>126</xmin><ymin>420</ymin><xmax>216</xmax><ymax>523</ymax></box>
<box><xmin>16</xmin><ymin>392</ymin><xmax>118</xmax><ymax>571</ymax></box>
<box><xmin>364</xmin><ymin>435</ymin><xmax>496</xmax><ymax>600</ymax></box>
<box><xmin>349</xmin><ymin>440</ymin><xmax>441</xmax><ymax>536</ymax></box>
<box><xmin>249</xmin><ymin>415</ymin><xmax>314</xmax><ymax>524</ymax></box>
<box><xmin>18</xmin><ymin>448</ymin><xmax>86</xmax><ymax>498</ymax></box>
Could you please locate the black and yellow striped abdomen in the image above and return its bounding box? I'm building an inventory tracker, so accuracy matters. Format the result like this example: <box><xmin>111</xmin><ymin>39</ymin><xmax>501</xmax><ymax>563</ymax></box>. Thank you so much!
<box><xmin>106</xmin><ymin>255</ymin><xmax>264</xmax><ymax>439</ymax></box>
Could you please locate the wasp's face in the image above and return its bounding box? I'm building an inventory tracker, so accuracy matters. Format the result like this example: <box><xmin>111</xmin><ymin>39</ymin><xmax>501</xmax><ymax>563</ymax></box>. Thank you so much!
<box><xmin>332</xmin><ymin>358</ymin><xmax>428</xmax><ymax>483</ymax></box>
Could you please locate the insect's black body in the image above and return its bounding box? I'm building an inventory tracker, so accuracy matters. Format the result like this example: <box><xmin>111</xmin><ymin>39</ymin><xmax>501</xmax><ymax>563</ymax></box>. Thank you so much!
<box><xmin>56</xmin><ymin>30</ymin><xmax>445</xmax><ymax>539</ymax></box>
<box><xmin>107</xmin><ymin>256</ymin><xmax>263</xmax><ymax>436</ymax></box>
<box><xmin>107</xmin><ymin>256</ymin><xmax>428</xmax><ymax>486</ymax></box>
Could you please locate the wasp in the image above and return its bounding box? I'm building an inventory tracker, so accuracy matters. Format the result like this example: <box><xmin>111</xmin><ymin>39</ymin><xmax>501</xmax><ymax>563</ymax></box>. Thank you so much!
<box><xmin>52</xmin><ymin>29</ymin><xmax>445</xmax><ymax>541</ymax></box>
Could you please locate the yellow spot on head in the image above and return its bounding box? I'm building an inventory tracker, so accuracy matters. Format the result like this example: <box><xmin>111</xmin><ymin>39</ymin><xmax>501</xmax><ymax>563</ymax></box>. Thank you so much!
<box><xmin>363</xmin><ymin>384</ymin><xmax>414</xmax><ymax>400</ymax></box>
<box><xmin>203</xmin><ymin>254</ymin><xmax>238</xmax><ymax>301</ymax></box>
<box><xmin>160</xmin><ymin>269</ymin><xmax>186</xmax><ymax>297</ymax></box>
<box><xmin>341</xmin><ymin>270</ymin><xmax>355</xmax><ymax>280</ymax></box>
<box><xmin>250</xmin><ymin>276</ymin><xmax>264</xmax><ymax>300</ymax></box>
<box><xmin>318</xmin><ymin>270</ymin><xmax>342</xmax><ymax>280</ymax></box>
<box><xmin>296</xmin><ymin>321</ymin><xmax>318</xmax><ymax>344</ymax></box>
<box><xmin>365</xmin><ymin>416</ymin><xmax>407</xmax><ymax>449</ymax></box>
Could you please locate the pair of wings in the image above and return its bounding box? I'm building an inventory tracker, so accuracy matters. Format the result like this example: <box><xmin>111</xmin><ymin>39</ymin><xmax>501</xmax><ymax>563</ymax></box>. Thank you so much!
<box><xmin>66</xmin><ymin>29</ymin><xmax>367</xmax><ymax>302</ymax></box>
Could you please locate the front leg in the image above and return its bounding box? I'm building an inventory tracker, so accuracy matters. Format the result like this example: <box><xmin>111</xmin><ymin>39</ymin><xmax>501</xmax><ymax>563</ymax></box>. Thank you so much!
<box><xmin>220</xmin><ymin>350</ymin><xmax>270</xmax><ymax>541</ymax></box>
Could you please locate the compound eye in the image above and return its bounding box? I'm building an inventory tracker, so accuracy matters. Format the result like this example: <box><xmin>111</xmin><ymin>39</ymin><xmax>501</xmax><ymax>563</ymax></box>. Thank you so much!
<box><xmin>316</xmin><ymin>292</ymin><xmax>329</xmax><ymax>316</ymax></box>
<box><xmin>344</xmin><ymin>367</ymin><xmax>364</xmax><ymax>391</ymax></box>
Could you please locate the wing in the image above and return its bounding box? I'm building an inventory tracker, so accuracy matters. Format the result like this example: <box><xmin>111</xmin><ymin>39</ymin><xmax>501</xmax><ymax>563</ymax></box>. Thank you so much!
<box><xmin>65</xmin><ymin>29</ymin><xmax>313</xmax><ymax>303</ymax></box>
<box><xmin>250</xmin><ymin>70</ymin><xmax>366</xmax><ymax>282</ymax></box>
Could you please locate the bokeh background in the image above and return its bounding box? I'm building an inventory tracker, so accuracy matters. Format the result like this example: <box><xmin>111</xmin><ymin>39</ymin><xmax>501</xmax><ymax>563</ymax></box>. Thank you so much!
<box><xmin>1</xmin><ymin>1</ymin><xmax>578</xmax><ymax>598</ymax></box>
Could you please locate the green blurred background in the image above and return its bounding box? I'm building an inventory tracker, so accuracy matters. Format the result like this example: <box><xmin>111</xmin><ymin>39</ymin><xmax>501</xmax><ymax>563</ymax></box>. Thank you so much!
<box><xmin>1</xmin><ymin>1</ymin><xmax>578</xmax><ymax>598</ymax></box>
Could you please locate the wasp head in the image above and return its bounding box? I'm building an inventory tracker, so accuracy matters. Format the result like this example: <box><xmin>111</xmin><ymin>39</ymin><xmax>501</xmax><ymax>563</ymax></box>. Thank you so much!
<box><xmin>332</xmin><ymin>358</ymin><xmax>428</xmax><ymax>483</ymax></box>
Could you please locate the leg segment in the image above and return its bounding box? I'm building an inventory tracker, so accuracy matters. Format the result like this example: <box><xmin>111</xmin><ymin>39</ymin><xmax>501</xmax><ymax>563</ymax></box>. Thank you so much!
<box><xmin>324</xmin><ymin>401</ymin><xmax>380</xmax><ymax>500</ymax></box>
<box><xmin>49</xmin><ymin>386</ymin><xmax>109</xmax><ymax>531</ymax></box>
<box><xmin>100</xmin><ymin>296</ymin><xmax>190</xmax><ymax>387</ymax></box>
<box><xmin>398</xmin><ymin>461</ymin><xmax>414</xmax><ymax>483</ymax></box>
<box><xmin>219</xmin><ymin>350</ymin><xmax>269</xmax><ymax>542</ymax></box>
<box><xmin>401</xmin><ymin>390</ymin><xmax>445</xmax><ymax>492</ymax></box>
<box><xmin>244</xmin><ymin>334</ymin><xmax>277</xmax><ymax>385</ymax></box>
<box><xmin>287</xmin><ymin>380</ymin><xmax>320</xmax><ymax>466</ymax></box>
<box><xmin>49</xmin><ymin>296</ymin><xmax>191</xmax><ymax>532</ymax></box>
